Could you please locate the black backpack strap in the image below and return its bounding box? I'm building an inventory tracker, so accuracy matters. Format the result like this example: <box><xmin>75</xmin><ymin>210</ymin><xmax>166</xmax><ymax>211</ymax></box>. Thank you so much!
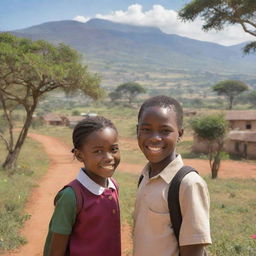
<box><xmin>137</xmin><ymin>174</ymin><xmax>144</xmax><ymax>188</ymax></box>
<box><xmin>168</xmin><ymin>166</ymin><xmax>198</xmax><ymax>246</ymax></box>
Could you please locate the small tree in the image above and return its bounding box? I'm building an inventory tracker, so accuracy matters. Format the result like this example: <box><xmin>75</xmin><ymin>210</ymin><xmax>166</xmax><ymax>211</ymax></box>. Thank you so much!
<box><xmin>212</xmin><ymin>80</ymin><xmax>249</xmax><ymax>110</ymax></box>
<box><xmin>0</xmin><ymin>33</ymin><xmax>103</xmax><ymax>171</ymax></box>
<box><xmin>116</xmin><ymin>82</ymin><xmax>146</xmax><ymax>104</ymax></box>
<box><xmin>247</xmin><ymin>90</ymin><xmax>256</xmax><ymax>108</ymax></box>
<box><xmin>179</xmin><ymin>0</ymin><xmax>256</xmax><ymax>54</ymax></box>
<box><xmin>191</xmin><ymin>114</ymin><xmax>228</xmax><ymax>179</ymax></box>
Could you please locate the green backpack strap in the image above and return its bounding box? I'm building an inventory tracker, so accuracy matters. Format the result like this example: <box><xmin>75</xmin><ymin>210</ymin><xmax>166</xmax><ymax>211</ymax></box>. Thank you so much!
<box><xmin>168</xmin><ymin>166</ymin><xmax>198</xmax><ymax>246</ymax></box>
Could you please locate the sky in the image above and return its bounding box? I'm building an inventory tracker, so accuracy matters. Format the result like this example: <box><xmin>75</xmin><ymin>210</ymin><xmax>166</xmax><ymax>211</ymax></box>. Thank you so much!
<box><xmin>0</xmin><ymin>0</ymin><xmax>254</xmax><ymax>46</ymax></box>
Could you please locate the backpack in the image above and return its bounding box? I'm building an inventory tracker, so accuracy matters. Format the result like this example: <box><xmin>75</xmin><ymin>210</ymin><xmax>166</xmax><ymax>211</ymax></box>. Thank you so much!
<box><xmin>138</xmin><ymin>166</ymin><xmax>208</xmax><ymax>255</ymax></box>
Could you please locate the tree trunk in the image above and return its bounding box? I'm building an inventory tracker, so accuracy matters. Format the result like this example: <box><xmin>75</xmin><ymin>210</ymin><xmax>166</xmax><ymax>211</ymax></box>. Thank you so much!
<box><xmin>1</xmin><ymin>104</ymin><xmax>37</xmax><ymax>172</ymax></box>
<box><xmin>228</xmin><ymin>96</ymin><xmax>234</xmax><ymax>110</ymax></box>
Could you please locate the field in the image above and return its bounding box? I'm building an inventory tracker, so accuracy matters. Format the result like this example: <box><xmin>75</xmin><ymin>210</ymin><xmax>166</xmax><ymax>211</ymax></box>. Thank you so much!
<box><xmin>0</xmin><ymin>105</ymin><xmax>255</xmax><ymax>255</ymax></box>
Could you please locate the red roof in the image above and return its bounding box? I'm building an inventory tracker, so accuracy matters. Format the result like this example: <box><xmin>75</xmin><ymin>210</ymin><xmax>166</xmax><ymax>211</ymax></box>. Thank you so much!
<box><xmin>226</xmin><ymin>110</ymin><xmax>256</xmax><ymax>121</ymax></box>
<box><xmin>228</xmin><ymin>131</ymin><xmax>256</xmax><ymax>142</ymax></box>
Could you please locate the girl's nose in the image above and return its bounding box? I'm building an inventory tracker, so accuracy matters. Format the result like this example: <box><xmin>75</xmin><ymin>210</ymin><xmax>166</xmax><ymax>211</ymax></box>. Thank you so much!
<box><xmin>104</xmin><ymin>152</ymin><xmax>114</xmax><ymax>162</ymax></box>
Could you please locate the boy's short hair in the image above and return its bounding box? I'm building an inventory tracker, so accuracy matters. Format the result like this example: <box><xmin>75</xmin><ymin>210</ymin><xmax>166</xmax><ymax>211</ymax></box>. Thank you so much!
<box><xmin>138</xmin><ymin>95</ymin><xmax>183</xmax><ymax>129</ymax></box>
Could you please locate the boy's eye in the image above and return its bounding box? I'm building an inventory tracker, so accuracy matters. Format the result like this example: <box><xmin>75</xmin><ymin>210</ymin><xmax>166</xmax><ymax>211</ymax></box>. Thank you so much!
<box><xmin>140</xmin><ymin>127</ymin><xmax>150</xmax><ymax>132</ymax></box>
<box><xmin>162</xmin><ymin>129</ymin><xmax>172</xmax><ymax>134</ymax></box>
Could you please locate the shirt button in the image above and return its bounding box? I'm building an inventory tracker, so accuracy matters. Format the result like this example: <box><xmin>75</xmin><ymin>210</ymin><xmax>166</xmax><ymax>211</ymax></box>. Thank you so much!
<box><xmin>112</xmin><ymin>209</ymin><xmax>116</xmax><ymax>214</ymax></box>
<box><xmin>109</xmin><ymin>196</ymin><xmax>113</xmax><ymax>200</ymax></box>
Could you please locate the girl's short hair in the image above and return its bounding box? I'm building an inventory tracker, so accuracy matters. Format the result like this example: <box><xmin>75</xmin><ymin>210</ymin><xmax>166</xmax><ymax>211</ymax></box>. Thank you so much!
<box><xmin>72</xmin><ymin>115</ymin><xmax>117</xmax><ymax>152</ymax></box>
<box><xmin>138</xmin><ymin>95</ymin><xmax>183</xmax><ymax>129</ymax></box>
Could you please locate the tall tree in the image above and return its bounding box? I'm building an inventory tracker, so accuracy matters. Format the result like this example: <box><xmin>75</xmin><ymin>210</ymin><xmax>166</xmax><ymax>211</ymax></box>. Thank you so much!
<box><xmin>115</xmin><ymin>82</ymin><xmax>146</xmax><ymax>105</ymax></box>
<box><xmin>179</xmin><ymin>0</ymin><xmax>256</xmax><ymax>54</ymax></box>
<box><xmin>212</xmin><ymin>80</ymin><xmax>248</xmax><ymax>109</ymax></box>
<box><xmin>0</xmin><ymin>33</ymin><xmax>103</xmax><ymax>171</ymax></box>
<box><xmin>191</xmin><ymin>114</ymin><xmax>228</xmax><ymax>179</ymax></box>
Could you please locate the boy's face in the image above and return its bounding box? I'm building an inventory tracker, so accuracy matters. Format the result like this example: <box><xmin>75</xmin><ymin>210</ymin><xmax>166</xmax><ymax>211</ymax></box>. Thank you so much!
<box><xmin>137</xmin><ymin>106</ymin><xmax>183</xmax><ymax>168</ymax></box>
<box><xmin>76</xmin><ymin>127</ymin><xmax>120</xmax><ymax>185</ymax></box>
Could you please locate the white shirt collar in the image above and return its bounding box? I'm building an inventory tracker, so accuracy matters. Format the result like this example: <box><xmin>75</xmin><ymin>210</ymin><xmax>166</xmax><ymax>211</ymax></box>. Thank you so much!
<box><xmin>76</xmin><ymin>168</ymin><xmax>116</xmax><ymax>195</ymax></box>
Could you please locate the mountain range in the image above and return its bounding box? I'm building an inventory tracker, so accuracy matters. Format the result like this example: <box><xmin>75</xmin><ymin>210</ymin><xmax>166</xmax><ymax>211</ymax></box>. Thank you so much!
<box><xmin>10</xmin><ymin>18</ymin><xmax>255</xmax><ymax>74</ymax></box>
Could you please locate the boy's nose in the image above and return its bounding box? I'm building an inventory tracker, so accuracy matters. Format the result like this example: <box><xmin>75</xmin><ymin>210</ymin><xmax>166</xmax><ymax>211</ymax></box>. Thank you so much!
<box><xmin>150</xmin><ymin>133</ymin><xmax>162</xmax><ymax>142</ymax></box>
<box><xmin>104</xmin><ymin>152</ymin><xmax>114</xmax><ymax>161</ymax></box>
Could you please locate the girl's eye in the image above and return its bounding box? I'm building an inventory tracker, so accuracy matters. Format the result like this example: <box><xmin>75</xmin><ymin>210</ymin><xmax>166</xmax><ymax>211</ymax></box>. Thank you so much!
<box><xmin>112</xmin><ymin>147</ymin><xmax>119</xmax><ymax>153</ymax></box>
<box><xmin>94</xmin><ymin>150</ymin><xmax>103</xmax><ymax>154</ymax></box>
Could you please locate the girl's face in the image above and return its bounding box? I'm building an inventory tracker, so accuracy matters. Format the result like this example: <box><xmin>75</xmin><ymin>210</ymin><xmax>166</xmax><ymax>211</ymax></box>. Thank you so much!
<box><xmin>76</xmin><ymin>127</ymin><xmax>120</xmax><ymax>186</ymax></box>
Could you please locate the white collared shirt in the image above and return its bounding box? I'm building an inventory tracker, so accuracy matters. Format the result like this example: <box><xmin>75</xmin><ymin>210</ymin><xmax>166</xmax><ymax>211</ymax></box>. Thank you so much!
<box><xmin>76</xmin><ymin>168</ymin><xmax>116</xmax><ymax>195</ymax></box>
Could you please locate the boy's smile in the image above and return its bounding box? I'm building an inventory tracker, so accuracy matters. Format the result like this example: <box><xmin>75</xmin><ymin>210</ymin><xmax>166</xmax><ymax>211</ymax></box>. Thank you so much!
<box><xmin>137</xmin><ymin>106</ymin><xmax>183</xmax><ymax>175</ymax></box>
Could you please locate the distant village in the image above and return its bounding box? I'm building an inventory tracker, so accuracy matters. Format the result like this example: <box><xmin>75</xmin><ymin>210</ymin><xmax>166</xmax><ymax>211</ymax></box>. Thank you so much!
<box><xmin>40</xmin><ymin>110</ymin><xmax>256</xmax><ymax>160</ymax></box>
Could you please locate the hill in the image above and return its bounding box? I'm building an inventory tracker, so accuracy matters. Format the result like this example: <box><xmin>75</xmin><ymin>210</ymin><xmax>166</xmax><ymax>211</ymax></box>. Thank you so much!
<box><xmin>11</xmin><ymin>19</ymin><xmax>255</xmax><ymax>74</ymax></box>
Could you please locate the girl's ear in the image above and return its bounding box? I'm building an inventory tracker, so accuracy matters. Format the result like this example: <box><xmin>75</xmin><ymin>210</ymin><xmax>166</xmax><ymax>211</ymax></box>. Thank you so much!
<box><xmin>74</xmin><ymin>149</ymin><xmax>84</xmax><ymax>162</ymax></box>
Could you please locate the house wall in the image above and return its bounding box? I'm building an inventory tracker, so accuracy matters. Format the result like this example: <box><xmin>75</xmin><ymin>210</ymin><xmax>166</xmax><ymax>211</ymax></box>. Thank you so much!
<box><xmin>225</xmin><ymin>139</ymin><xmax>256</xmax><ymax>159</ymax></box>
<box><xmin>229</xmin><ymin>120</ymin><xmax>256</xmax><ymax>131</ymax></box>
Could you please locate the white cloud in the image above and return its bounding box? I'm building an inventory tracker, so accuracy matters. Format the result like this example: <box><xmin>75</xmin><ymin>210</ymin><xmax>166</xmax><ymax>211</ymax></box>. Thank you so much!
<box><xmin>73</xmin><ymin>15</ymin><xmax>90</xmax><ymax>23</ymax></box>
<box><xmin>95</xmin><ymin>4</ymin><xmax>255</xmax><ymax>46</ymax></box>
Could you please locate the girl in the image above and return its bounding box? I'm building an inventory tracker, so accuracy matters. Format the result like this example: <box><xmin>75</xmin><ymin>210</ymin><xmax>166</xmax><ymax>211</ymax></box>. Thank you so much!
<box><xmin>44</xmin><ymin>116</ymin><xmax>121</xmax><ymax>256</ymax></box>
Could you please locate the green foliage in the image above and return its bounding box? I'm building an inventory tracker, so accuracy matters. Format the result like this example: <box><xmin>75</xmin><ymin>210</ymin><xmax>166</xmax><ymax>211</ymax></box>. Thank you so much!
<box><xmin>179</xmin><ymin>0</ymin><xmax>256</xmax><ymax>54</ymax></box>
<box><xmin>0</xmin><ymin>138</ymin><xmax>49</xmax><ymax>251</ymax></box>
<box><xmin>191</xmin><ymin>114</ymin><xmax>228</xmax><ymax>178</ymax></box>
<box><xmin>0</xmin><ymin>33</ymin><xmax>103</xmax><ymax>170</ymax></box>
<box><xmin>114</xmin><ymin>82</ymin><xmax>146</xmax><ymax>104</ymax></box>
<box><xmin>191</xmin><ymin>114</ymin><xmax>227</xmax><ymax>141</ymax></box>
<box><xmin>212</xmin><ymin>80</ymin><xmax>249</xmax><ymax>109</ymax></box>
<box><xmin>247</xmin><ymin>90</ymin><xmax>256</xmax><ymax>107</ymax></box>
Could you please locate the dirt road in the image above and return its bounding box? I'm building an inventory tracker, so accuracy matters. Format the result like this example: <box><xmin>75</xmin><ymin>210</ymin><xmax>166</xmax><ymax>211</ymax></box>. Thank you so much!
<box><xmin>4</xmin><ymin>133</ymin><xmax>256</xmax><ymax>256</ymax></box>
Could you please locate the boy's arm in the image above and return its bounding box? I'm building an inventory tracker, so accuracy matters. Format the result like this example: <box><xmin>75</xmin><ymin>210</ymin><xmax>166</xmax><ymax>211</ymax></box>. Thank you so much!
<box><xmin>48</xmin><ymin>233</ymin><xmax>70</xmax><ymax>256</ymax></box>
<box><xmin>180</xmin><ymin>244</ymin><xmax>205</xmax><ymax>256</ymax></box>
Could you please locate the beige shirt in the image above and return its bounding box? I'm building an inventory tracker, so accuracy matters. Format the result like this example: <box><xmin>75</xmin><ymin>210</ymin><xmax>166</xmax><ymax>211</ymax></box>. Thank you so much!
<box><xmin>133</xmin><ymin>155</ymin><xmax>212</xmax><ymax>256</ymax></box>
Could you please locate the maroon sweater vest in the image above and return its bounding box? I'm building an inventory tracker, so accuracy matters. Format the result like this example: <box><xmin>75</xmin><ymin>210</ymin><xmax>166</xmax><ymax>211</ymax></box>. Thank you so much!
<box><xmin>63</xmin><ymin>179</ymin><xmax>121</xmax><ymax>256</ymax></box>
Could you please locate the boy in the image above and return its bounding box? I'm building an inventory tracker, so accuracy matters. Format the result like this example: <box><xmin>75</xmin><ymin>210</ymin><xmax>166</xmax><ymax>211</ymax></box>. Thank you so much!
<box><xmin>133</xmin><ymin>95</ymin><xmax>211</xmax><ymax>256</ymax></box>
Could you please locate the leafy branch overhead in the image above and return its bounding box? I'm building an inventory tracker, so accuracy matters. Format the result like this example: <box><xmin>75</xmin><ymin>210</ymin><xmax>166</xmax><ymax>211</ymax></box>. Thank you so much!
<box><xmin>0</xmin><ymin>33</ymin><xmax>103</xmax><ymax>171</ymax></box>
<box><xmin>179</xmin><ymin>0</ymin><xmax>256</xmax><ymax>54</ymax></box>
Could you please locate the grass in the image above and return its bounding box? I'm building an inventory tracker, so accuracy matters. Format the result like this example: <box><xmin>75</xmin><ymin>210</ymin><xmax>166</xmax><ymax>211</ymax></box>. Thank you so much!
<box><xmin>115</xmin><ymin>171</ymin><xmax>256</xmax><ymax>256</ymax></box>
<box><xmin>0</xmin><ymin>138</ymin><xmax>49</xmax><ymax>252</ymax></box>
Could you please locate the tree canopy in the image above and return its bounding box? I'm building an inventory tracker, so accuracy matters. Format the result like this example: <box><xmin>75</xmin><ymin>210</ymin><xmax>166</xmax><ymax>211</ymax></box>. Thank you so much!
<box><xmin>191</xmin><ymin>114</ymin><xmax>228</xmax><ymax>178</ymax></box>
<box><xmin>212</xmin><ymin>80</ymin><xmax>249</xmax><ymax>109</ymax></box>
<box><xmin>0</xmin><ymin>33</ymin><xmax>103</xmax><ymax>171</ymax></box>
<box><xmin>179</xmin><ymin>0</ymin><xmax>256</xmax><ymax>54</ymax></box>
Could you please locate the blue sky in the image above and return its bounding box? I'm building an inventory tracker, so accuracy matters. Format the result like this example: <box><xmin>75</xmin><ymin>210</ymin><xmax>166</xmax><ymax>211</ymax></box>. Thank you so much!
<box><xmin>0</xmin><ymin>0</ymin><xmax>254</xmax><ymax>46</ymax></box>
<box><xmin>0</xmin><ymin>0</ymin><xmax>185</xmax><ymax>30</ymax></box>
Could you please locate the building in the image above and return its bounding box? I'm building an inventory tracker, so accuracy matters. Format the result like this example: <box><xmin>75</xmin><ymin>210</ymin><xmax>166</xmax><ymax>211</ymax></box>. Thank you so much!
<box><xmin>225</xmin><ymin>131</ymin><xmax>256</xmax><ymax>159</ymax></box>
<box><xmin>226</xmin><ymin>110</ymin><xmax>256</xmax><ymax>131</ymax></box>
<box><xmin>42</xmin><ymin>113</ymin><xmax>64</xmax><ymax>126</ymax></box>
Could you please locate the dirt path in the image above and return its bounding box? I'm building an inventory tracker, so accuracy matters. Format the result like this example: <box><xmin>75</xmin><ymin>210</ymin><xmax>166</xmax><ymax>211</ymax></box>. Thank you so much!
<box><xmin>4</xmin><ymin>134</ymin><xmax>256</xmax><ymax>256</ymax></box>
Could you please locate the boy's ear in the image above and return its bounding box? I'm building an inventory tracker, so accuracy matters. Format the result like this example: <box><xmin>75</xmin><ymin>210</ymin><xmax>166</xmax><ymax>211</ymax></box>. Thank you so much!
<box><xmin>178</xmin><ymin>128</ymin><xmax>184</xmax><ymax>139</ymax></box>
<box><xmin>136</xmin><ymin>124</ymin><xmax>139</xmax><ymax>136</ymax></box>
<box><xmin>74</xmin><ymin>149</ymin><xmax>84</xmax><ymax>162</ymax></box>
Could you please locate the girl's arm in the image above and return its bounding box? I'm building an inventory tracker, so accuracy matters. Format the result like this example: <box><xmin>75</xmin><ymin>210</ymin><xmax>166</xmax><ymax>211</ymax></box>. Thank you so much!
<box><xmin>48</xmin><ymin>233</ymin><xmax>70</xmax><ymax>256</ymax></box>
<box><xmin>180</xmin><ymin>244</ymin><xmax>205</xmax><ymax>256</ymax></box>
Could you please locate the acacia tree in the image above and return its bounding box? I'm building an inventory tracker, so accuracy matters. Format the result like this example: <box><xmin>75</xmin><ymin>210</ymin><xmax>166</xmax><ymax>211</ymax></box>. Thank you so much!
<box><xmin>179</xmin><ymin>0</ymin><xmax>256</xmax><ymax>54</ymax></box>
<box><xmin>191</xmin><ymin>114</ymin><xmax>228</xmax><ymax>179</ymax></box>
<box><xmin>0</xmin><ymin>33</ymin><xmax>103</xmax><ymax>171</ymax></box>
<box><xmin>115</xmin><ymin>82</ymin><xmax>146</xmax><ymax>104</ymax></box>
<box><xmin>247</xmin><ymin>90</ymin><xmax>256</xmax><ymax>107</ymax></box>
<box><xmin>212</xmin><ymin>80</ymin><xmax>248</xmax><ymax>109</ymax></box>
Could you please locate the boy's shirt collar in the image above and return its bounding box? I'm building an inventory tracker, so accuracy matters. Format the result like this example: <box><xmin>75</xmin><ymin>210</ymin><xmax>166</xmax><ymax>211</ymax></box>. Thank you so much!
<box><xmin>142</xmin><ymin>154</ymin><xmax>184</xmax><ymax>184</ymax></box>
<box><xmin>76</xmin><ymin>168</ymin><xmax>116</xmax><ymax>195</ymax></box>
